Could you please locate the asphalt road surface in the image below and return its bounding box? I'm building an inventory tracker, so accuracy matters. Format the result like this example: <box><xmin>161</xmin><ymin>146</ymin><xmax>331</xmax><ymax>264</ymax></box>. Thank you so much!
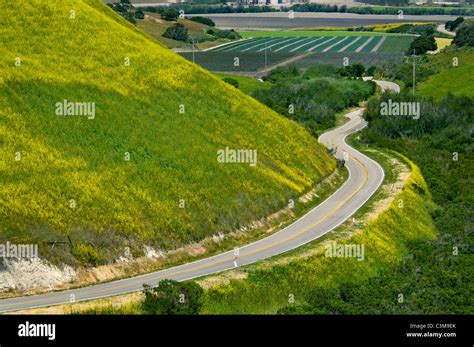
<box><xmin>437</xmin><ymin>24</ymin><xmax>456</xmax><ymax>37</ymax></box>
<box><xmin>0</xmin><ymin>81</ymin><xmax>398</xmax><ymax>313</ymax></box>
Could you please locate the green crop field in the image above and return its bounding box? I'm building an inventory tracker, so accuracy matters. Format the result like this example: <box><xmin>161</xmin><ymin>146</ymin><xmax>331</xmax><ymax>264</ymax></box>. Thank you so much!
<box><xmin>0</xmin><ymin>0</ymin><xmax>335</xmax><ymax>266</ymax></box>
<box><xmin>377</xmin><ymin>36</ymin><xmax>414</xmax><ymax>53</ymax></box>
<box><xmin>180</xmin><ymin>51</ymin><xmax>298</xmax><ymax>72</ymax></box>
<box><xmin>185</xmin><ymin>34</ymin><xmax>412</xmax><ymax>72</ymax></box>
<box><xmin>210</xmin><ymin>35</ymin><xmax>405</xmax><ymax>53</ymax></box>
<box><xmin>293</xmin><ymin>52</ymin><xmax>405</xmax><ymax>69</ymax></box>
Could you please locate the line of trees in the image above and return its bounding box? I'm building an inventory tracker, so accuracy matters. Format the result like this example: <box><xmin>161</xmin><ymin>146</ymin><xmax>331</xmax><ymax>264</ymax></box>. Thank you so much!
<box><xmin>107</xmin><ymin>0</ymin><xmax>144</xmax><ymax>24</ymax></box>
<box><xmin>141</xmin><ymin>3</ymin><xmax>474</xmax><ymax>16</ymax></box>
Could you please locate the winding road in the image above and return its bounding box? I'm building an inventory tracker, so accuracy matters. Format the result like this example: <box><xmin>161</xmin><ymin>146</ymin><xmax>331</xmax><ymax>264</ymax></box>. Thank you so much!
<box><xmin>0</xmin><ymin>80</ymin><xmax>398</xmax><ymax>313</ymax></box>
<box><xmin>437</xmin><ymin>24</ymin><xmax>456</xmax><ymax>37</ymax></box>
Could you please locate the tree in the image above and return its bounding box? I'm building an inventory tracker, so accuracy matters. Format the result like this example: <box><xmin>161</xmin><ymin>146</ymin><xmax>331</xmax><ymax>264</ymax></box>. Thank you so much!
<box><xmin>445</xmin><ymin>17</ymin><xmax>464</xmax><ymax>32</ymax></box>
<box><xmin>162</xmin><ymin>23</ymin><xmax>188</xmax><ymax>42</ymax></box>
<box><xmin>189</xmin><ymin>16</ymin><xmax>215</xmax><ymax>27</ymax></box>
<box><xmin>408</xmin><ymin>35</ymin><xmax>437</xmax><ymax>55</ymax></box>
<box><xmin>338</xmin><ymin>64</ymin><xmax>366</xmax><ymax>78</ymax></box>
<box><xmin>161</xmin><ymin>8</ymin><xmax>179</xmax><ymax>21</ymax></box>
<box><xmin>135</xmin><ymin>9</ymin><xmax>145</xmax><ymax>20</ymax></box>
<box><xmin>366</xmin><ymin>66</ymin><xmax>377</xmax><ymax>76</ymax></box>
<box><xmin>110</xmin><ymin>1</ymin><xmax>136</xmax><ymax>24</ymax></box>
<box><xmin>454</xmin><ymin>20</ymin><xmax>474</xmax><ymax>47</ymax></box>
<box><xmin>141</xmin><ymin>280</ymin><xmax>204</xmax><ymax>315</ymax></box>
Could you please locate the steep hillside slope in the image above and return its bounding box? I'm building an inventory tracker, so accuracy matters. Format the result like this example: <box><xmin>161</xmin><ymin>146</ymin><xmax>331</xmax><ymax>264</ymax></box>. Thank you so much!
<box><xmin>0</xmin><ymin>0</ymin><xmax>334</xmax><ymax>266</ymax></box>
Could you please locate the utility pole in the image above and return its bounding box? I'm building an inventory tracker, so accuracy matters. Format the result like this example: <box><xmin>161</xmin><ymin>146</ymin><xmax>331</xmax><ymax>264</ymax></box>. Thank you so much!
<box><xmin>192</xmin><ymin>37</ymin><xmax>195</xmax><ymax>64</ymax></box>
<box><xmin>264</xmin><ymin>42</ymin><xmax>267</xmax><ymax>70</ymax></box>
<box><xmin>412</xmin><ymin>49</ymin><xmax>416</xmax><ymax>95</ymax></box>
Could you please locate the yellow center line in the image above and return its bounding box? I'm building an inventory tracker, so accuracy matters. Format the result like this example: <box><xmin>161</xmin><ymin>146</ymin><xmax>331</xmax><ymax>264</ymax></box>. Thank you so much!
<box><xmin>2</xmin><ymin>124</ymin><xmax>370</xmax><ymax>308</ymax></box>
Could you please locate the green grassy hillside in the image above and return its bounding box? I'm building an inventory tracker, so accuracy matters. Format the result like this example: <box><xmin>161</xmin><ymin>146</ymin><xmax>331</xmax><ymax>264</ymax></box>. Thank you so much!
<box><xmin>214</xmin><ymin>73</ymin><xmax>272</xmax><ymax>94</ymax></box>
<box><xmin>0</xmin><ymin>0</ymin><xmax>334</xmax><ymax>266</ymax></box>
<box><xmin>137</xmin><ymin>16</ymin><xmax>207</xmax><ymax>49</ymax></box>
<box><xmin>137</xmin><ymin>14</ymin><xmax>232</xmax><ymax>50</ymax></box>
<box><xmin>417</xmin><ymin>47</ymin><xmax>474</xmax><ymax>99</ymax></box>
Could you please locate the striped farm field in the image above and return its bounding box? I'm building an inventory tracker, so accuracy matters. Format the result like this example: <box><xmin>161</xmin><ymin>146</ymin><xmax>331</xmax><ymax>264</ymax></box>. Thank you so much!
<box><xmin>210</xmin><ymin>35</ymin><xmax>413</xmax><ymax>54</ymax></box>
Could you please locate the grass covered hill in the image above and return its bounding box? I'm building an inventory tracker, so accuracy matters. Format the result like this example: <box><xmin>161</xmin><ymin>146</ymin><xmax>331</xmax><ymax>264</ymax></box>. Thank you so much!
<box><xmin>377</xmin><ymin>46</ymin><xmax>474</xmax><ymax>99</ymax></box>
<box><xmin>0</xmin><ymin>0</ymin><xmax>334</xmax><ymax>266</ymax></box>
<box><xmin>416</xmin><ymin>47</ymin><xmax>474</xmax><ymax>99</ymax></box>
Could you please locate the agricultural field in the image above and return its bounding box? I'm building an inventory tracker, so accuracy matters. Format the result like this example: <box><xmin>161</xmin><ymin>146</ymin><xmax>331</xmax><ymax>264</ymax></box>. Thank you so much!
<box><xmin>182</xmin><ymin>33</ymin><xmax>413</xmax><ymax>72</ymax></box>
<box><xmin>237</xmin><ymin>30</ymin><xmax>409</xmax><ymax>37</ymax></box>
<box><xmin>301</xmin><ymin>22</ymin><xmax>436</xmax><ymax>33</ymax></box>
<box><xmin>210</xmin><ymin>35</ymin><xmax>411</xmax><ymax>54</ymax></box>
<box><xmin>180</xmin><ymin>51</ymin><xmax>298</xmax><ymax>72</ymax></box>
<box><xmin>294</xmin><ymin>52</ymin><xmax>404</xmax><ymax>69</ymax></box>
<box><xmin>0</xmin><ymin>0</ymin><xmax>335</xmax><ymax>266</ymax></box>
<box><xmin>434</xmin><ymin>37</ymin><xmax>453</xmax><ymax>53</ymax></box>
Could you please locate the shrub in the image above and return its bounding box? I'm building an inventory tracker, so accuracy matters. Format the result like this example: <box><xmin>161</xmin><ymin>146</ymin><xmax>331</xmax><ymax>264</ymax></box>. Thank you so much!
<box><xmin>338</xmin><ymin>64</ymin><xmax>366</xmax><ymax>78</ymax></box>
<box><xmin>366</xmin><ymin>66</ymin><xmax>377</xmax><ymax>76</ymax></box>
<box><xmin>161</xmin><ymin>8</ymin><xmax>179</xmax><ymax>21</ymax></box>
<box><xmin>141</xmin><ymin>280</ymin><xmax>204</xmax><ymax>315</ymax></box>
<box><xmin>135</xmin><ymin>9</ymin><xmax>145</xmax><ymax>20</ymax></box>
<box><xmin>189</xmin><ymin>16</ymin><xmax>215</xmax><ymax>27</ymax></box>
<box><xmin>222</xmin><ymin>77</ymin><xmax>239</xmax><ymax>88</ymax></box>
<box><xmin>208</xmin><ymin>28</ymin><xmax>241</xmax><ymax>40</ymax></box>
<box><xmin>73</xmin><ymin>243</ymin><xmax>103</xmax><ymax>266</ymax></box>
<box><xmin>163</xmin><ymin>23</ymin><xmax>188</xmax><ymax>42</ymax></box>
<box><xmin>264</xmin><ymin>65</ymin><xmax>300</xmax><ymax>83</ymax></box>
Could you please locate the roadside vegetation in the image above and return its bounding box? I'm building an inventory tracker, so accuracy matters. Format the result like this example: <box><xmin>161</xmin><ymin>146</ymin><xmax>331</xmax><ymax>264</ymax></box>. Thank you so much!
<box><xmin>75</xmin><ymin>280</ymin><xmax>204</xmax><ymax>315</ymax></box>
<box><xmin>352</xmin><ymin>97</ymin><xmax>473</xmax><ymax>314</ymax></box>
<box><xmin>202</xmin><ymin>154</ymin><xmax>440</xmax><ymax>314</ymax></box>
